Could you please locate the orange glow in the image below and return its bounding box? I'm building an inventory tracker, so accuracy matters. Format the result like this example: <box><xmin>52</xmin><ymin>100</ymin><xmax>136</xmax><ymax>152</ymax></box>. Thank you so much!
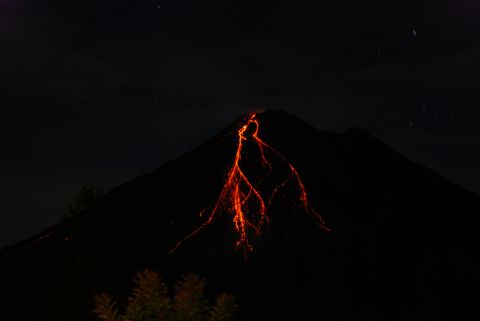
<box><xmin>25</xmin><ymin>232</ymin><xmax>55</xmax><ymax>248</ymax></box>
<box><xmin>170</xmin><ymin>113</ymin><xmax>330</xmax><ymax>257</ymax></box>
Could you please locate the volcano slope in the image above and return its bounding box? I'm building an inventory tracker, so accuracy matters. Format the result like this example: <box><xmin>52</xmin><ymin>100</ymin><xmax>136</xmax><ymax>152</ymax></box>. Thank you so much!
<box><xmin>0</xmin><ymin>111</ymin><xmax>479</xmax><ymax>321</ymax></box>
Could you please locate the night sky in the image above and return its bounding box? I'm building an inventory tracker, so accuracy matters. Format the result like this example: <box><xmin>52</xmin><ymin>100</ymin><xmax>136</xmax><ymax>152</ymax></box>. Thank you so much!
<box><xmin>1</xmin><ymin>0</ymin><xmax>480</xmax><ymax>247</ymax></box>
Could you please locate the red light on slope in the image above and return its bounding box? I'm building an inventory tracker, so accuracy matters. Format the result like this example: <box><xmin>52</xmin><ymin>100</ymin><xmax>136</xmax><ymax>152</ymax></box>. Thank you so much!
<box><xmin>170</xmin><ymin>113</ymin><xmax>330</xmax><ymax>257</ymax></box>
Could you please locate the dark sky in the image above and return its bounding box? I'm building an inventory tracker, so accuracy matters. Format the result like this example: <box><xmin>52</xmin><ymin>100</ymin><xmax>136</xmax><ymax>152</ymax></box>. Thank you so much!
<box><xmin>1</xmin><ymin>0</ymin><xmax>480</xmax><ymax>247</ymax></box>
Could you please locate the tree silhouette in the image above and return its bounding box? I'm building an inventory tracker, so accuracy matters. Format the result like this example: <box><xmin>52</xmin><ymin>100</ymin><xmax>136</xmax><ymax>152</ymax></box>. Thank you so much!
<box><xmin>93</xmin><ymin>269</ymin><xmax>237</xmax><ymax>321</ymax></box>
<box><xmin>63</xmin><ymin>185</ymin><xmax>104</xmax><ymax>221</ymax></box>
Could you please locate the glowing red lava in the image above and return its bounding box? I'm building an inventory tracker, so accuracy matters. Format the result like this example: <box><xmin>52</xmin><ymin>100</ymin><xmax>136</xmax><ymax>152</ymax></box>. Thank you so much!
<box><xmin>170</xmin><ymin>113</ymin><xmax>330</xmax><ymax>257</ymax></box>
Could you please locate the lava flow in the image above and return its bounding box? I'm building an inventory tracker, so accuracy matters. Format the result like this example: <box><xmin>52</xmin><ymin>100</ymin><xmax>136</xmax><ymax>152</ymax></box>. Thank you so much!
<box><xmin>170</xmin><ymin>113</ymin><xmax>330</xmax><ymax>257</ymax></box>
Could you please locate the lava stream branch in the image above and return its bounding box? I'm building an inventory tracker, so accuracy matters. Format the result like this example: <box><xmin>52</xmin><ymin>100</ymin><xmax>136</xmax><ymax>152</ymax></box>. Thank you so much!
<box><xmin>255</xmin><ymin>138</ymin><xmax>330</xmax><ymax>231</ymax></box>
<box><xmin>170</xmin><ymin>113</ymin><xmax>329</xmax><ymax>257</ymax></box>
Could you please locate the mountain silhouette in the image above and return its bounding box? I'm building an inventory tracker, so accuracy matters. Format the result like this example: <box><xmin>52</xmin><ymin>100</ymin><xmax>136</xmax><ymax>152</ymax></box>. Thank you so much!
<box><xmin>0</xmin><ymin>111</ymin><xmax>478</xmax><ymax>321</ymax></box>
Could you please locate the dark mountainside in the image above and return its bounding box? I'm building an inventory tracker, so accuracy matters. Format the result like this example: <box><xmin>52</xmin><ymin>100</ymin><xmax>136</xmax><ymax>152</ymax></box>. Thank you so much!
<box><xmin>0</xmin><ymin>111</ymin><xmax>479</xmax><ymax>321</ymax></box>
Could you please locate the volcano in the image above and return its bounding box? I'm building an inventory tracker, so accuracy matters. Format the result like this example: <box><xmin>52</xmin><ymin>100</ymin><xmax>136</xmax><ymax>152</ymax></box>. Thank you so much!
<box><xmin>0</xmin><ymin>111</ymin><xmax>479</xmax><ymax>321</ymax></box>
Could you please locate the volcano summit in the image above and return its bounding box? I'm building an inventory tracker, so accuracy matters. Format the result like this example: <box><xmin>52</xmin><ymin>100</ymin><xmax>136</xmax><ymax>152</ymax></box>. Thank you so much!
<box><xmin>170</xmin><ymin>113</ymin><xmax>330</xmax><ymax>258</ymax></box>
<box><xmin>0</xmin><ymin>111</ymin><xmax>479</xmax><ymax>321</ymax></box>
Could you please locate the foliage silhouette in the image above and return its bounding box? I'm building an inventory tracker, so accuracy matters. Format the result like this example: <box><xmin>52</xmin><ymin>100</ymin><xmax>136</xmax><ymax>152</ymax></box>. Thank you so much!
<box><xmin>93</xmin><ymin>269</ymin><xmax>237</xmax><ymax>321</ymax></box>
<box><xmin>63</xmin><ymin>185</ymin><xmax>104</xmax><ymax>221</ymax></box>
